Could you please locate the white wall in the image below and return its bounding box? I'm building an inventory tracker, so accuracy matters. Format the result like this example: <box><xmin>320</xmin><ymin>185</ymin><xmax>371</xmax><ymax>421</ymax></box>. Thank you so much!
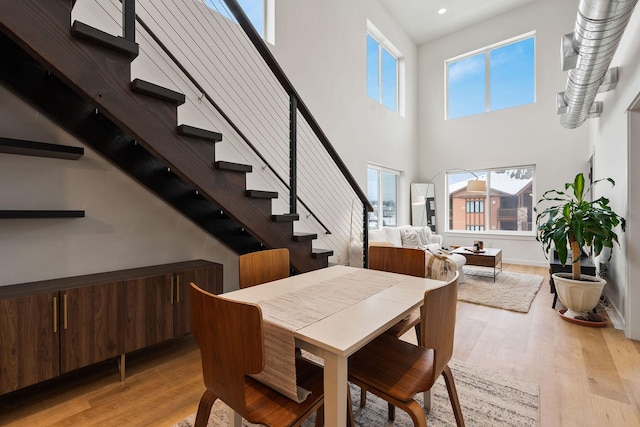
<box><xmin>417</xmin><ymin>0</ymin><xmax>590</xmax><ymax>266</ymax></box>
<box><xmin>269</xmin><ymin>0</ymin><xmax>419</xmax><ymax>226</ymax></box>
<box><xmin>0</xmin><ymin>85</ymin><xmax>239</xmax><ymax>291</ymax></box>
<box><xmin>590</xmin><ymin>7</ymin><xmax>640</xmax><ymax>339</ymax></box>
<box><xmin>627</xmin><ymin>108</ymin><xmax>640</xmax><ymax>339</ymax></box>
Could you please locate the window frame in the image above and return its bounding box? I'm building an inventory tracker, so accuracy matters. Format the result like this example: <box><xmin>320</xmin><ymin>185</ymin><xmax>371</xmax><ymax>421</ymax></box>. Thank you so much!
<box><xmin>445</xmin><ymin>31</ymin><xmax>536</xmax><ymax>120</ymax></box>
<box><xmin>367</xmin><ymin>164</ymin><xmax>400</xmax><ymax>230</ymax></box>
<box><xmin>445</xmin><ymin>165</ymin><xmax>536</xmax><ymax>236</ymax></box>
<box><xmin>366</xmin><ymin>20</ymin><xmax>405</xmax><ymax>116</ymax></box>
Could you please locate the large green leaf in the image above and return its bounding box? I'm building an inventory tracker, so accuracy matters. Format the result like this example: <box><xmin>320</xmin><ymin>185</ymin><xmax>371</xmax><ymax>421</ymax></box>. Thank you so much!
<box><xmin>535</xmin><ymin>173</ymin><xmax>625</xmax><ymax>268</ymax></box>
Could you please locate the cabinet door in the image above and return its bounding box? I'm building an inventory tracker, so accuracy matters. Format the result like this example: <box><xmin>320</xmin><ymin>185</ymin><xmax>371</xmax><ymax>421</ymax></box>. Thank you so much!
<box><xmin>0</xmin><ymin>293</ymin><xmax>59</xmax><ymax>394</ymax></box>
<box><xmin>123</xmin><ymin>274</ymin><xmax>174</xmax><ymax>353</ymax></box>
<box><xmin>174</xmin><ymin>265</ymin><xmax>223</xmax><ymax>336</ymax></box>
<box><xmin>60</xmin><ymin>282</ymin><xmax>123</xmax><ymax>373</ymax></box>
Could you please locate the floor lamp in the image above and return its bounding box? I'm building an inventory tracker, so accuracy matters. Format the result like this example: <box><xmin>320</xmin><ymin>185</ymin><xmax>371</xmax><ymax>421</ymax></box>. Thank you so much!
<box><xmin>411</xmin><ymin>183</ymin><xmax>435</xmax><ymax>229</ymax></box>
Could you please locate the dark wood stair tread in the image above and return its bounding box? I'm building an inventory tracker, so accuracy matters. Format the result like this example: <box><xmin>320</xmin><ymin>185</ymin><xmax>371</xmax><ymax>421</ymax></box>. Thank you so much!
<box><xmin>311</xmin><ymin>248</ymin><xmax>333</xmax><ymax>258</ymax></box>
<box><xmin>0</xmin><ymin>137</ymin><xmax>83</xmax><ymax>160</ymax></box>
<box><xmin>71</xmin><ymin>21</ymin><xmax>138</xmax><ymax>59</ymax></box>
<box><xmin>131</xmin><ymin>79</ymin><xmax>185</xmax><ymax>105</ymax></box>
<box><xmin>215</xmin><ymin>161</ymin><xmax>252</xmax><ymax>173</ymax></box>
<box><xmin>177</xmin><ymin>125</ymin><xmax>222</xmax><ymax>142</ymax></box>
<box><xmin>0</xmin><ymin>210</ymin><xmax>85</xmax><ymax>218</ymax></box>
<box><xmin>272</xmin><ymin>214</ymin><xmax>299</xmax><ymax>222</ymax></box>
<box><xmin>293</xmin><ymin>232</ymin><xmax>317</xmax><ymax>242</ymax></box>
<box><xmin>246</xmin><ymin>190</ymin><xmax>278</xmax><ymax>199</ymax></box>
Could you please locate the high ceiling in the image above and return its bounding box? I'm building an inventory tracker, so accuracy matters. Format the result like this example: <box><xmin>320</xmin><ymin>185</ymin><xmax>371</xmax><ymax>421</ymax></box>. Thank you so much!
<box><xmin>377</xmin><ymin>0</ymin><xmax>540</xmax><ymax>44</ymax></box>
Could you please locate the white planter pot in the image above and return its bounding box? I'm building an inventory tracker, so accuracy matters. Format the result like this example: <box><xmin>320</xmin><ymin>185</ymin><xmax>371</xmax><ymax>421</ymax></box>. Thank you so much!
<box><xmin>552</xmin><ymin>273</ymin><xmax>606</xmax><ymax>319</ymax></box>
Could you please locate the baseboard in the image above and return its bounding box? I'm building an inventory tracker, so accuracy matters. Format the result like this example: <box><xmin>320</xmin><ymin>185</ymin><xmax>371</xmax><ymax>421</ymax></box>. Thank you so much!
<box><xmin>502</xmin><ymin>258</ymin><xmax>549</xmax><ymax>268</ymax></box>
<box><xmin>601</xmin><ymin>296</ymin><xmax>625</xmax><ymax>330</ymax></box>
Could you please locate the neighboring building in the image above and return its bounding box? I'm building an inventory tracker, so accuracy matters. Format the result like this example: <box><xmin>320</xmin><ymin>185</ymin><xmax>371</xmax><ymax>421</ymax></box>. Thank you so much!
<box><xmin>449</xmin><ymin>176</ymin><xmax>533</xmax><ymax>232</ymax></box>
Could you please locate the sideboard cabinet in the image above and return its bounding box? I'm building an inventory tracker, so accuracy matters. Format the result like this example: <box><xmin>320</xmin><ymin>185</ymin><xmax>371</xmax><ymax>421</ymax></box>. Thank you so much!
<box><xmin>0</xmin><ymin>291</ymin><xmax>60</xmax><ymax>394</ymax></box>
<box><xmin>0</xmin><ymin>260</ymin><xmax>222</xmax><ymax>395</ymax></box>
<box><xmin>123</xmin><ymin>263</ymin><xmax>220</xmax><ymax>352</ymax></box>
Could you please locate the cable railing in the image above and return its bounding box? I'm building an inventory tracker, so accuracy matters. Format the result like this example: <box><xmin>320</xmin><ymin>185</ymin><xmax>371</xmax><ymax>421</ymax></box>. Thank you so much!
<box><xmin>77</xmin><ymin>0</ymin><xmax>372</xmax><ymax>266</ymax></box>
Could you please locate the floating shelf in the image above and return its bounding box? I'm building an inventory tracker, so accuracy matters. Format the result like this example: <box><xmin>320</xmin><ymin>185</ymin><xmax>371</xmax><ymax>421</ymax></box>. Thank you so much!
<box><xmin>0</xmin><ymin>210</ymin><xmax>85</xmax><ymax>219</ymax></box>
<box><xmin>0</xmin><ymin>137</ymin><xmax>84</xmax><ymax>160</ymax></box>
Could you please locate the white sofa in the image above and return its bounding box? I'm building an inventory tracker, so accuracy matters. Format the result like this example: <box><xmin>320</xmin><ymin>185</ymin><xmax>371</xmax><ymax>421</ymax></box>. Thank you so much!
<box><xmin>350</xmin><ymin>225</ymin><xmax>466</xmax><ymax>282</ymax></box>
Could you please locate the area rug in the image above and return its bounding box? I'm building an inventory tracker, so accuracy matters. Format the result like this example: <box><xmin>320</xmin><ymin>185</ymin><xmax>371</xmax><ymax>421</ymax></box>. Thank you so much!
<box><xmin>458</xmin><ymin>268</ymin><xmax>543</xmax><ymax>313</ymax></box>
<box><xmin>173</xmin><ymin>359</ymin><xmax>539</xmax><ymax>427</ymax></box>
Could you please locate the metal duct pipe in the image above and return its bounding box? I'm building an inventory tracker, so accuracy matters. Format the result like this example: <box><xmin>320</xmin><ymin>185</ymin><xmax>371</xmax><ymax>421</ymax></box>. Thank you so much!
<box><xmin>560</xmin><ymin>0</ymin><xmax>638</xmax><ymax>129</ymax></box>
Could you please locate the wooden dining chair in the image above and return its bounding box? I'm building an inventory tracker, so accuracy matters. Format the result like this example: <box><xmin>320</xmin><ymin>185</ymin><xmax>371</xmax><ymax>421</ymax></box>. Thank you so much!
<box><xmin>348</xmin><ymin>273</ymin><xmax>465</xmax><ymax>427</ymax></box>
<box><xmin>369</xmin><ymin>246</ymin><xmax>426</xmax><ymax>344</ymax></box>
<box><xmin>190</xmin><ymin>283</ymin><xmax>324</xmax><ymax>427</ymax></box>
<box><xmin>360</xmin><ymin>246</ymin><xmax>427</xmax><ymax>410</ymax></box>
<box><xmin>239</xmin><ymin>248</ymin><xmax>290</xmax><ymax>289</ymax></box>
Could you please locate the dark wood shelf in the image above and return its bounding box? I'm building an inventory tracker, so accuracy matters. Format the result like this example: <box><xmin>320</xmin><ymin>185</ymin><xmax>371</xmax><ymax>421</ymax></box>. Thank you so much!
<box><xmin>0</xmin><ymin>210</ymin><xmax>85</xmax><ymax>219</ymax></box>
<box><xmin>0</xmin><ymin>137</ymin><xmax>84</xmax><ymax>160</ymax></box>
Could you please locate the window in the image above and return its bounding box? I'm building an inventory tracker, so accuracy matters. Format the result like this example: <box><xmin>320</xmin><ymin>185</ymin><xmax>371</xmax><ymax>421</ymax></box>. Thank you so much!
<box><xmin>446</xmin><ymin>33</ymin><xmax>535</xmax><ymax>119</ymax></box>
<box><xmin>446</xmin><ymin>166</ymin><xmax>535</xmax><ymax>234</ymax></box>
<box><xmin>205</xmin><ymin>0</ymin><xmax>273</xmax><ymax>42</ymax></box>
<box><xmin>466</xmin><ymin>199</ymin><xmax>484</xmax><ymax>213</ymax></box>
<box><xmin>367</xmin><ymin>21</ymin><xmax>403</xmax><ymax>113</ymax></box>
<box><xmin>367</xmin><ymin>166</ymin><xmax>399</xmax><ymax>230</ymax></box>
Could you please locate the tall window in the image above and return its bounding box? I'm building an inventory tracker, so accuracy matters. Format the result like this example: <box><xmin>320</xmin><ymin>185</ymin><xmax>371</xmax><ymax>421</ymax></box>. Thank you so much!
<box><xmin>205</xmin><ymin>0</ymin><xmax>272</xmax><ymax>42</ymax></box>
<box><xmin>367</xmin><ymin>22</ymin><xmax>402</xmax><ymax>113</ymax></box>
<box><xmin>368</xmin><ymin>166</ymin><xmax>399</xmax><ymax>230</ymax></box>
<box><xmin>446</xmin><ymin>166</ymin><xmax>535</xmax><ymax>234</ymax></box>
<box><xmin>446</xmin><ymin>33</ymin><xmax>535</xmax><ymax>119</ymax></box>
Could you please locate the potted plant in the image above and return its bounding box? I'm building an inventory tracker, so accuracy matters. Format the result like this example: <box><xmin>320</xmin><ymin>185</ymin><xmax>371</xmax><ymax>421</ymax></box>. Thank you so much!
<box><xmin>535</xmin><ymin>173</ymin><xmax>625</xmax><ymax>320</ymax></box>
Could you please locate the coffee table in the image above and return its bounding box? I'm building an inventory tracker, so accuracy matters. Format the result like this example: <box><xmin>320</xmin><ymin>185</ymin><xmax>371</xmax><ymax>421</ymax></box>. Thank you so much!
<box><xmin>453</xmin><ymin>247</ymin><xmax>502</xmax><ymax>281</ymax></box>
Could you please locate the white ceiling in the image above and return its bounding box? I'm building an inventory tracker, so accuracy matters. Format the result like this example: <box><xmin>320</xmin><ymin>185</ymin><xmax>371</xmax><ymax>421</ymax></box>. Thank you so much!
<box><xmin>377</xmin><ymin>0</ymin><xmax>539</xmax><ymax>44</ymax></box>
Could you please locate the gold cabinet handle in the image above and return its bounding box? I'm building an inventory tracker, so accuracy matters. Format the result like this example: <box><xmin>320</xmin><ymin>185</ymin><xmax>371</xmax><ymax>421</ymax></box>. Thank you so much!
<box><xmin>176</xmin><ymin>276</ymin><xmax>180</xmax><ymax>303</ymax></box>
<box><xmin>63</xmin><ymin>293</ymin><xmax>68</xmax><ymax>330</ymax></box>
<box><xmin>170</xmin><ymin>276</ymin><xmax>174</xmax><ymax>305</ymax></box>
<box><xmin>53</xmin><ymin>296</ymin><xmax>58</xmax><ymax>333</ymax></box>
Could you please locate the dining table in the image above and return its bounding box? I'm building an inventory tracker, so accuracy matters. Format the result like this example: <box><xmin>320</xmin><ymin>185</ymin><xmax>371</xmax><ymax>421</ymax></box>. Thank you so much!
<box><xmin>223</xmin><ymin>264</ymin><xmax>446</xmax><ymax>427</ymax></box>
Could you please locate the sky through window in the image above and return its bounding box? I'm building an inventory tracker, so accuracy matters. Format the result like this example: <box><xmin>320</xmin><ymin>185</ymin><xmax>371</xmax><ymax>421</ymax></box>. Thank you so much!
<box><xmin>447</xmin><ymin>35</ymin><xmax>535</xmax><ymax>119</ymax></box>
<box><xmin>204</xmin><ymin>0</ymin><xmax>264</xmax><ymax>37</ymax></box>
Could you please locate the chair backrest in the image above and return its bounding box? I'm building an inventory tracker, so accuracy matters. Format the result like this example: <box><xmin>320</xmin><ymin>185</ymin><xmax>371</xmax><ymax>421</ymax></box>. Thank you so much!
<box><xmin>238</xmin><ymin>248</ymin><xmax>290</xmax><ymax>289</ymax></box>
<box><xmin>190</xmin><ymin>283</ymin><xmax>264</xmax><ymax>413</ymax></box>
<box><xmin>368</xmin><ymin>246</ymin><xmax>426</xmax><ymax>277</ymax></box>
<box><xmin>420</xmin><ymin>272</ymin><xmax>459</xmax><ymax>381</ymax></box>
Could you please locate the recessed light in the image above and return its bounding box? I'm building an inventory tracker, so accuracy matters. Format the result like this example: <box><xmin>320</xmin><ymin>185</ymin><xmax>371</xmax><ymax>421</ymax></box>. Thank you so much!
<box><xmin>438</xmin><ymin>8</ymin><xmax>447</xmax><ymax>15</ymax></box>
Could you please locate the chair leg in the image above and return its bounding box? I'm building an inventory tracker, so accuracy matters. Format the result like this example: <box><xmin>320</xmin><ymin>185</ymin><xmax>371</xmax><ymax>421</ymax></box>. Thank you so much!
<box><xmin>387</xmin><ymin>402</ymin><xmax>396</xmax><ymax>421</ymax></box>
<box><xmin>442</xmin><ymin>365</ymin><xmax>465</xmax><ymax>427</ymax></box>
<box><xmin>414</xmin><ymin>322</ymin><xmax>422</xmax><ymax>346</ymax></box>
<box><xmin>194</xmin><ymin>390</ymin><xmax>218</xmax><ymax>427</ymax></box>
<box><xmin>359</xmin><ymin>388</ymin><xmax>367</xmax><ymax>407</ymax></box>
<box><xmin>423</xmin><ymin>390</ymin><xmax>432</xmax><ymax>413</ymax></box>
<box><xmin>403</xmin><ymin>400</ymin><xmax>428</xmax><ymax>427</ymax></box>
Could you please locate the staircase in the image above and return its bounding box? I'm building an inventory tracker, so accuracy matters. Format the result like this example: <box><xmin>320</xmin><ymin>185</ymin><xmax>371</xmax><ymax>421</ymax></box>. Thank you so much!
<box><xmin>0</xmin><ymin>0</ymin><xmax>333</xmax><ymax>273</ymax></box>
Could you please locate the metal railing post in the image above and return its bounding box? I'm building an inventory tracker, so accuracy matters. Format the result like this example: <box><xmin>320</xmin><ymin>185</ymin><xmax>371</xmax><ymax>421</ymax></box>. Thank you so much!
<box><xmin>363</xmin><ymin>205</ymin><xmax>369</xmax><ymax>268</ymax></box>
<box><xmin>122</xmin><ymin>0</ymin><xmax>136</xmax><ymax>42</ymax></box>
<box><xmin>289</xmin><ymin>93</ymin><xmax>297</xmax><ymax>214</ymax></box>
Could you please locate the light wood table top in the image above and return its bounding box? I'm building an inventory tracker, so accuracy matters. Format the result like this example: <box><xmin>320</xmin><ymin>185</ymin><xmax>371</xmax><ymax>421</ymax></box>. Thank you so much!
<box><xmin>224</xmin><ymin>265</ymin><xmax>446</xmax><ymax>427</ymax></box>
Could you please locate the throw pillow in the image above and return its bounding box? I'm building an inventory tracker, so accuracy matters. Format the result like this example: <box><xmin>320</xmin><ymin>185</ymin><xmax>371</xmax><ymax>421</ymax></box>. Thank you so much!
<box><xmin>400</xmin><ymin>229</ymin><xmax>420</xmax><ymax>248</ymax></box>
<box><xmin>368</xmin><ymin>229</ymin><xmax>387</xmax><ymax>242</ymax></box>
<box><xmin>417</xmin><ymin>227</ymin><xmax>433</xmax><ymax>245</ymax></box>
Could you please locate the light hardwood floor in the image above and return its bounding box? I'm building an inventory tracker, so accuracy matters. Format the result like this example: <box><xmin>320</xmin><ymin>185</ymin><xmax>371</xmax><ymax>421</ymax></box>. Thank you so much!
<box><xmin>1</xmin><ymin>264</ymin><xmax>639</xmax><ymax>426</ymax></box>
